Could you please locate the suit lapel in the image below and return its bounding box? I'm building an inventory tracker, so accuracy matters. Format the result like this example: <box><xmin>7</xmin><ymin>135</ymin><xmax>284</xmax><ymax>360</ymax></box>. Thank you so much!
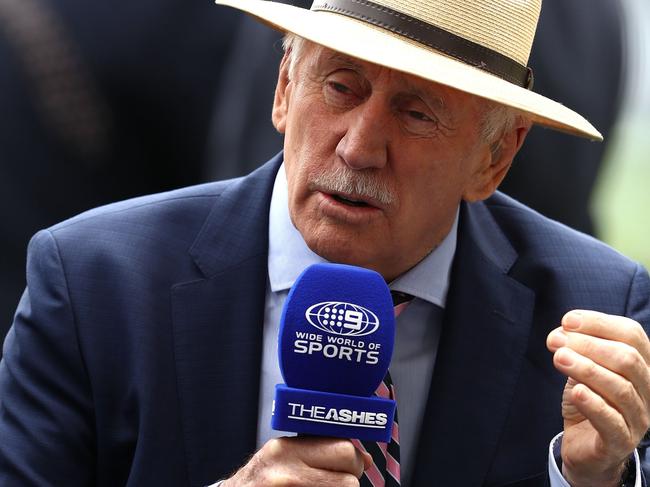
<box><xmin>171</xmin><ymin>156</ymin><xmax>282</xmax><ymax>487</ymax></box>
<box><xmin>412</xmin><ymin>199</ymin><xmax>536</xmax><ymax>486</ymax></box>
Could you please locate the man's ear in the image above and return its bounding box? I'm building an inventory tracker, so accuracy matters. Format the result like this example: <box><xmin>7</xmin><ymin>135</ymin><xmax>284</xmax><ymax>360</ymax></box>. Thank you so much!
<box><xmin>272</xmin><ymin>52</ymin><xmax>292</xmax><ymax>134</ymax></box>
<box><xmin>463</xmin><ymin>118</ymin><xmax>532</xmax><ymax>202</ymax></box>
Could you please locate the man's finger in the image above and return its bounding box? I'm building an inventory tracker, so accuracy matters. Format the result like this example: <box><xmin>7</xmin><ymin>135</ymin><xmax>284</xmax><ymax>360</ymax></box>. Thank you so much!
<box><xmin>561</xmin><ymin>310</ymin><xmax>650</xmax><ymax>366</ymax></box>
<box><xmin>568</xmin><ymin>382</ymin><xmax>636</xmax><ymax>459</ymax></box>
<box><xmin>553</xmin><ymin>347</ymin><xmax>650</xmax><ymax>440</ymax></box>
<box><xmin>287</xmin><ymin>437</ymin><xmax>368</xmax><ymax>477</ymax></box>
<box><xmin>547</xmin><ymin>328</ymin><xmax>650</xmax><ymax>409</ymax></box>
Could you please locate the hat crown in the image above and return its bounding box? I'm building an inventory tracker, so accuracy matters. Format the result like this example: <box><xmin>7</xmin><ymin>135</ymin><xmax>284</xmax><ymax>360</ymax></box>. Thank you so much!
<box><xmin>214</xmin><ymin>0</ymin><xmax>602</xmax><ymax>139</ymax></box>
<box><xmin>312</xmin><ymin>0</ymin><xmax>542</xmax><ymax>66</ymax></box>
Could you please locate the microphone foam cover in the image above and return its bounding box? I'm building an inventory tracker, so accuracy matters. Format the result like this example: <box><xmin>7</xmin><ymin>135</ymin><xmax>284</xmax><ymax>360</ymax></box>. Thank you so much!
<box><xmin>278</xmin><ymin>263</ymin><xmax>395</xmax><ymax>397</ymax></box>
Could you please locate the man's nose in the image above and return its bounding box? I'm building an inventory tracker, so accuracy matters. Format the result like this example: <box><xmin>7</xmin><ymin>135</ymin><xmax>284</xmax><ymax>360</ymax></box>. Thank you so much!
<box><xmin>335</xmin><ymin>97</ymin><xmax>389</xmax><ymax>170</ymax></box>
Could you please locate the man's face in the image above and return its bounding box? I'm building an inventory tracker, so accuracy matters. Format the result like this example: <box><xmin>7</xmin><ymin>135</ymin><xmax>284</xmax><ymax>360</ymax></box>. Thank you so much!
<box><xmin>273</xmin><ymin>42</ymin><xmax>518</xmax><ymax>281</ymax></box>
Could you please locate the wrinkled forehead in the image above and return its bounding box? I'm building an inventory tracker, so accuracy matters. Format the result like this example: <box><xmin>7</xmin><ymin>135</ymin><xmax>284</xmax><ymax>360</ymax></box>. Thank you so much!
<box><xmin>295</xmin><ymin>40</ymin><xmax>485</xmax><ymax>121</ymax></box>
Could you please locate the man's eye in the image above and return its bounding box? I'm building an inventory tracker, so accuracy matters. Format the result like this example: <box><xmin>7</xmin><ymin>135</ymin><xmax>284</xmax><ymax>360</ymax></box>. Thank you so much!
<box><xmin>398</xmin><ymin>107</ymin><xmax>441</xmax><ymax>136</ymax></box>
<box><xmin>323</xmin><ymin>79</ymin><xmax>361</xmax><ymax>108</ymax></box>
<box><xmin>329</xmin><ymin>82</ymin><xmax>352</xmax><ymax>94</ymax></box>
<box><xmin>408</xmin><ymin>110</ymin><xmax>434</xmax><ymax>122</ymax></box>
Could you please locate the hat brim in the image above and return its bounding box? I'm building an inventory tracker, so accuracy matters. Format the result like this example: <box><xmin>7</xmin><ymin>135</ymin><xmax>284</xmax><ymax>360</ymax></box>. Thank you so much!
<box><xmin>215</xmin><ymin>0</ymin><xmax>602</xmax><ymax>141</ymax></box>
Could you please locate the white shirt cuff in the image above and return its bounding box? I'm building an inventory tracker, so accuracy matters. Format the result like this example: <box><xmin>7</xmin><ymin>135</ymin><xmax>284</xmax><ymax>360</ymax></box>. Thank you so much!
<box><xmin>548</xmin><ymin>432</ymin><xmax>641</xmax><ymax>487</ymax></box>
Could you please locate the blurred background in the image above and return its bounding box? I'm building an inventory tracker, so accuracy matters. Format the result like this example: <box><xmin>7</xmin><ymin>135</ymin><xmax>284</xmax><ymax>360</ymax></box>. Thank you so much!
<box><xmin>593</xmin><ymin>0</ymin><xmax>650</xmax><ymax>268</ymax></box>
<box><xmin>0</xmin><ymin>0</ymin><xmax>648</xmax><ymax>356</ymax></box>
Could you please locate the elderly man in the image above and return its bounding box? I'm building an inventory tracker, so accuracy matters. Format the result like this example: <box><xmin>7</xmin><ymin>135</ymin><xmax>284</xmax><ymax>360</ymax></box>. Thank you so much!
<box><xmin>0</xmin><ymin>0</ymin><xmax>649</xmax><ymax>486</ymax></box>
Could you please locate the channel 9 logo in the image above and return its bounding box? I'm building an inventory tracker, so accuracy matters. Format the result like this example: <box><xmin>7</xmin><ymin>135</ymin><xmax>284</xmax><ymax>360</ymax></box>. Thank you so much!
<box><xmin>305</xmin><ymin>301</ymin><xmax>380</xmax><ymax>337</ymax></box>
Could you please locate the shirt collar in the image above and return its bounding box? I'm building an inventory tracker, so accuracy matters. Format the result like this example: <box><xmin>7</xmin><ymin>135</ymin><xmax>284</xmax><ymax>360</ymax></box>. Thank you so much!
<box><xmin>268</xmin><ymin>163</ymin><xmax>458</xmax><ymax>308</ymax></box>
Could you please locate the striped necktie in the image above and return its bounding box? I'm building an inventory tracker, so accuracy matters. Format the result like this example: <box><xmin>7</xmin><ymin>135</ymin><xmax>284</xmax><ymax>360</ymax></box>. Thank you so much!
<box><xmin>355</xmin><ymin>291</ymin><xmax>413</xmax><ymax>487</ymax></box>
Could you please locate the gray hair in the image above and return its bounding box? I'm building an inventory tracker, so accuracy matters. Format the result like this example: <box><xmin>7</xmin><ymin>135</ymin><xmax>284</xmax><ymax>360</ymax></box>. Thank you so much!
<box><xmin>282</xmin><ymin>33</ymin><xmax>525</xmax><ymax>147</ymax></box>
<box><xmin>480</xmin><ymin>102</ymin><xmax>523</xmax><ymax>155</ymax></box>
<box><xmin>282</xmin><ymin>33</ymin><xmax>307</xmax><ymax>81</ymax></box>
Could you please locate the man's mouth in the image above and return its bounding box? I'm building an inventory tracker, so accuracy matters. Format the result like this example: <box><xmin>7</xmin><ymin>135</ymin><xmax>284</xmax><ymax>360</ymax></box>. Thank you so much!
<box><xmin>332</xmin><ymin>194</ymin><xmax>370</xmax><ymax>207</ymax></box>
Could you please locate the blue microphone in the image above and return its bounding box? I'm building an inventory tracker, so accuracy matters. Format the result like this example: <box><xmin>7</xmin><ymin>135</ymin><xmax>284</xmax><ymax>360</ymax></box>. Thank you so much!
<box><xmin>272</xmin><ymin>263</ymin><xmax>396</xmax><ymax>442</ymax></box>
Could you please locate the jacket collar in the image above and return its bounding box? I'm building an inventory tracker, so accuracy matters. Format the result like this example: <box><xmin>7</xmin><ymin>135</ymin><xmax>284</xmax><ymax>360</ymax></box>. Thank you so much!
<box><xmin>189</xmin><ymin>154</ymin><xmax>283</xmax><ymax>278</ymax></box>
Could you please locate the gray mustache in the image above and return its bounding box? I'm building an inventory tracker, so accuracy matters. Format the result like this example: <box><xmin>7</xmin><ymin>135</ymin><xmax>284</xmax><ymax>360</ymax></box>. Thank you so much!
<box><xmin>310</xmin><ymin>166</ymin><xmax>397</xmax><ymax>207</ymax></box>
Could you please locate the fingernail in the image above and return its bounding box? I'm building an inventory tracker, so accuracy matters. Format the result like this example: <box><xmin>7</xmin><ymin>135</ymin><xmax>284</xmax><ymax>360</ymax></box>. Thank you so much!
<box><xmin>563</xmin><ymin>311</ymin><xmax>582</xmax><ymax>330</ymax></box>
<box><xmin>556</xmin><ymin>348</ymin><xmax>575</xmax><ymax>367</ymax></box>
<box><xmin>548</xmin><ymin>329</ymin><xmax>568</xmax><ymax>348</ymax></box>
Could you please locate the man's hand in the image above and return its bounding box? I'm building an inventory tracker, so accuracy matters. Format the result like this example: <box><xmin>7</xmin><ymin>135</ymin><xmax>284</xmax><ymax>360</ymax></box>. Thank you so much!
<box><xmin>547</xmin><ymin>310</ymin><xmax>650</xmax><ymax>487</ymax></box>
<box><xmin>223</xmin><ymin>436</ymin><xmax>372</xmax><ymax>486</ymax></box>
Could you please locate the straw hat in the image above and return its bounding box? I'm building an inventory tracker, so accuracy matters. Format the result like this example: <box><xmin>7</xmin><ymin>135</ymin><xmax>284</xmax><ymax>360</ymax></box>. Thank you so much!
<box><xmin>214</xmin><ymin>0</ymin><xmax>602</xmax><ymax>140</ymax></box>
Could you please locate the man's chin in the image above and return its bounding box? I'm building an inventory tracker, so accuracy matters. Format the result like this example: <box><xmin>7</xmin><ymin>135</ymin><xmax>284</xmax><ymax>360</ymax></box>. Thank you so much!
<box><xmin>307</xmin><ymin>238</ymin><xmax>367</xmax><ymax>264</ymax></box>
<box><xmin>304</xmin><ymin>237</ymin><xmax>388</xmax><ymax>276</ymax></box>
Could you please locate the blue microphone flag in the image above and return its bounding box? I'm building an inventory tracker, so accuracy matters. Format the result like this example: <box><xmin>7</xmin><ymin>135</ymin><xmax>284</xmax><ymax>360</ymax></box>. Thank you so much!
<box><xmin>272</xmin><ymin>263</ymin><xmax>396</xmax><ymax>442</ymax></box>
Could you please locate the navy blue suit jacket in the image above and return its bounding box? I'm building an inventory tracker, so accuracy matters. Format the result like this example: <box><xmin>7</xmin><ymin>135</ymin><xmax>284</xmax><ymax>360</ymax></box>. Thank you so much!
<box><xmin>1</xmin><ymin>153</ymin><xmax>649</xmax><ymax>486</ymax></box>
